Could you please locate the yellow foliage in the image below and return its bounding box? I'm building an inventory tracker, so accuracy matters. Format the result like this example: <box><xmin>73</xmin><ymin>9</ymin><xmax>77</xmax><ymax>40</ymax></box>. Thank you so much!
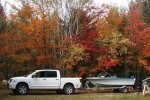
<box><xmin>96</xmin><ymin>7</ymin><xmax>123</xmax><ymax>39</ymax></box>
<box><xmin>96</xmin><ymin>7</ymin><xmax>132</xmax><ymax>59</ymax></box>
<box><xmin>66</xmin><ymin>65</ymin><xmax>73</xmax><ymax>70</ymax></box>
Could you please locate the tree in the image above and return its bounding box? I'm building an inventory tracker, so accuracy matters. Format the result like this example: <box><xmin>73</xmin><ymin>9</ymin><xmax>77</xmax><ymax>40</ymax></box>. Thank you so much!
<box><xmin>0</xmin><ymin>0</ymin><xmax>62</xmax><ymax>79</ymax></box>
<box><xmin>95</xmin><ymin>7</ymin><xmax>131</xmax><ymax>75</ymax></box>
<box><xmin>0</xmin><ymin>3</ymin><xmax>6</xmax><ymax>33</ymax></box>
<box><xmin>125</xmin><ymin>1</ymin><xmax>150</xmax><ymax>80</ymax></box>
<box><xmin>48</xmin><ymin>0</ymin><xmax>98</xmax><ymax>76</ymax></box>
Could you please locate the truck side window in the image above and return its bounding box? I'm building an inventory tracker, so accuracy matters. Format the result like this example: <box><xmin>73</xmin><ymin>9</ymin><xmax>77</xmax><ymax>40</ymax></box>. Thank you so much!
<box><xmin>40</xmin><ymin>71</ymin><xmax>45</xmax><ymax>77</ymax></box>
<box><xmin>34</xmin><ymin>71</ymin><xmax>45</xmax><ymax>78</ymax></box>
<box><xmin>45</xmin><ymin>71</ymin><xmax>57</xmax><ymax>78</ymax></box>
<box><xmin>34</xmin><ymin>71</ymin><xmax>57</xmax><ymax>78</ymax></box>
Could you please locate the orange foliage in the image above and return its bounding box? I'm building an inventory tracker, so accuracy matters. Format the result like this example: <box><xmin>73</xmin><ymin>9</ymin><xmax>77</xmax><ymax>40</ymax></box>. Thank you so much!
<box><xmin>96</xmin><ymin>7</ymin><xmax>123</xmax><ymax>39</ymax></box>
<box><xmin>0</xmin><ymin>0</ymin><xmax>60</xmax><ymax>68</ymax></box>
<box><xmin>36</xmin><ymin>55</ymin><xmax>51</xmax><ymax>65</ymax></box>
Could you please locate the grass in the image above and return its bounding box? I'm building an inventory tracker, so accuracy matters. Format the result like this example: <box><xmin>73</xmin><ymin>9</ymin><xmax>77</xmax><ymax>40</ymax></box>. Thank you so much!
<box><xmin>0</xmin><ymin>90</ymin><xmax>150</xmax><ymax>100</ymax></box>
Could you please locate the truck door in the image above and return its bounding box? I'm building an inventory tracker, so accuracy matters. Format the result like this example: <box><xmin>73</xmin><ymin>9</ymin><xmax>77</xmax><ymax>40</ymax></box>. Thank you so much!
<box><xmin>30</xmin><ymin>71</ymin><xmax>60</xmax><ymax>89</ymax></box>
<box><xmin>30</xmin><ymin>71</ymin><xmax>47</xmax><ymax>89</ymax></box>
<box><xmin>44</xmin><ymin>71</ymin><xmax>60</xmax><ymax>89</ymax></box>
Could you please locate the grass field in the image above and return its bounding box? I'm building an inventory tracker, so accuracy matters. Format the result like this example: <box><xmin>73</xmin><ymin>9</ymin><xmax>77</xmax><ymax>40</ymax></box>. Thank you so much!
<box><xmin>0</xmin><ymin>90</ymin><xmax>150</xmax><ymax>100</ymax></box>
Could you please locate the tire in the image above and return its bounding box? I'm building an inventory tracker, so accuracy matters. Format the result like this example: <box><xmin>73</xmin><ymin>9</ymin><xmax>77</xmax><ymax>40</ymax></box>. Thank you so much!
<box><xmin>16</xmin><ymin>83</ymin><xmax>29</xmax><ymax>95</ymax></box>
<box><xmin>122</xmin><ymin>87</ymin><xmax>128</xmax><ymax>93</ymax></box>
<box><xmin>63</xmin><ymin>84</ymin><xmax>74</xmax><ymax>95</ymax></box>
<box><xmin>12</xmin><ymin>89</ymin><xmax>18</xmax><ymax>95</ymax></box>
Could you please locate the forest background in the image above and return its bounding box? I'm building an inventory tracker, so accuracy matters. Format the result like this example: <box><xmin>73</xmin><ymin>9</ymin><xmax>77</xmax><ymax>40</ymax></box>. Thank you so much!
<box><xmin>0</xmin><ymin>0</ymin><xmax>150</xmax><ymax>83</ymax></box>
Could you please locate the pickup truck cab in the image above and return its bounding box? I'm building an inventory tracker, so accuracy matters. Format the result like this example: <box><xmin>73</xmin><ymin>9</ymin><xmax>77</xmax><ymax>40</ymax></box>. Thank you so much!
<box><xmin>8</xmin><ymin>69</ymin><xmax>81</xmax><ymax>95</ymax></box>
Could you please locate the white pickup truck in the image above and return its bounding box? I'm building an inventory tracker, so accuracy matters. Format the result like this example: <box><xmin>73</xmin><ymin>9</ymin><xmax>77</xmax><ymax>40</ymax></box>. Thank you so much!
<box><xmin>8</xmin><ymin>69</ymin><xmax>82</xmax><ymax>95</ymax></box>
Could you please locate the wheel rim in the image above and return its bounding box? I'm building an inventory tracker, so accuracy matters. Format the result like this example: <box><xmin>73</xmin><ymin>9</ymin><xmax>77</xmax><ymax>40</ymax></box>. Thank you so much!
<box><xmin>19</xmin><ymin>85</ymin><xmax>27</xmax><ymax>94</ymax></box>
<box><xmin>123</xmin><ymin>88</ymin><xmax>127</xmax><ymax>93</ymax></box>
<box><xmin>66</xmin><ymin>86</ymin><xmax>73</xmax><ymax>94</ymax></box>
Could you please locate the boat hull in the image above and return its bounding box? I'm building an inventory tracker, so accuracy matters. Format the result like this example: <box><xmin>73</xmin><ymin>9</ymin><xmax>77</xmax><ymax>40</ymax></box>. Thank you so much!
<box><xmin>87</xmin><ymin>77</ymin><xmax>136</xmax><ymax>87</ymax></box>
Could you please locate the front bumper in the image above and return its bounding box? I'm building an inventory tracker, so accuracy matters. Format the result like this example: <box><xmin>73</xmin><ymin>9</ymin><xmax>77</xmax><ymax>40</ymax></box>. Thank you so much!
<box><xmin>8</xmin><ymin>82</ymin><xmax>16</xmax><ymax>89</ymax></box>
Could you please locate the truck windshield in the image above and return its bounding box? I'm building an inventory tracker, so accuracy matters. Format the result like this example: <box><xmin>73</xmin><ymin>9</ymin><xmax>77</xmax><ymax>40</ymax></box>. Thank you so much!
<box><xmin>24</xmin><ymin>71</ymin><xmax>34</xmax><ymax>77</ymax></box>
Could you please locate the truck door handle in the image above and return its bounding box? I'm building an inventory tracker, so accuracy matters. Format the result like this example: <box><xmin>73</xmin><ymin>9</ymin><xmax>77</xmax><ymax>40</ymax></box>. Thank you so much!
<box><xmin>56</xmin><ymin>79</ymin><xmax>59</xmax><ymax>80</ymax></box>
<box><xmin>43</xmin><ymin>79</ymin><xmax>46</xmax><ymax>80</ymax></box>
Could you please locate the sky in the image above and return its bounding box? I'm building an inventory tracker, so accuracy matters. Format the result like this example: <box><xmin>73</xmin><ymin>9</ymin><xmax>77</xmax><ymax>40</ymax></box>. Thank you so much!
<box><xmin>94</xmin><ymin>0</ymin><xmax>130</xmax><ymax>8</ymax></box>
<box><xmin>1</xmin><ymin>0</ymin><xmax>131</xmax><ymax>14</ymax></box>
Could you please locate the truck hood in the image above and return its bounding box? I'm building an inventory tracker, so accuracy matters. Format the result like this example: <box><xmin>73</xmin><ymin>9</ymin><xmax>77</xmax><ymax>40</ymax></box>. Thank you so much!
<box><xmin>11</xmin><ymin>76</ymin><xmax>26</xmax><ymax>80</ymax></box>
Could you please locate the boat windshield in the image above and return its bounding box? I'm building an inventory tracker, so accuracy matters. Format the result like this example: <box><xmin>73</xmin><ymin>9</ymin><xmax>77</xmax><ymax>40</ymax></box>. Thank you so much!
<box><xmin>97</xmin><ymin>72</ymin><xmax>111</xmax><ymax>77</ymax></box>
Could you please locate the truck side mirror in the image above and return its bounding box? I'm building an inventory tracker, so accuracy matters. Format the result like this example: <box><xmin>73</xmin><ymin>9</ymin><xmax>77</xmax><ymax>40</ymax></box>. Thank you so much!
<box><xmin>32</xmin><ymin>74</ymin><xmax>36</xmax><ymax>78</ymax></box>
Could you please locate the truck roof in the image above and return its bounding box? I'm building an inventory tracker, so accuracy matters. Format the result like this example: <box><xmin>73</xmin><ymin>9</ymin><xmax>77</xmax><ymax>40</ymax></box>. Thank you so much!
<box><xmin>35</xmin><ymin>69</ymin><xmax>59</xmax><ymax>71</ymax></box>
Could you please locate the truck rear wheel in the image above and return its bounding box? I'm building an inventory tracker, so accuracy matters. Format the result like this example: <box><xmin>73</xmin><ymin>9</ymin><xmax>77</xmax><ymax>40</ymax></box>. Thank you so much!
<box><xmin>16</xmin><ymin>83</ymin><xmax>29</xmax><ymax>95</ymax></box>
<box><xmin>63</xmin><ymin>84</ymin><xmax>74</xmax><ymax>95</ymax></box>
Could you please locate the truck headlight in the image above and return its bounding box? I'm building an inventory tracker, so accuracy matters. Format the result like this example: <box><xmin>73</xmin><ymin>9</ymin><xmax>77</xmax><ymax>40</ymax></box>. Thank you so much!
<box><xmin>9</xmin><ymin>79</ymin><xmax>16</xmax><ymax>83</ymax></box>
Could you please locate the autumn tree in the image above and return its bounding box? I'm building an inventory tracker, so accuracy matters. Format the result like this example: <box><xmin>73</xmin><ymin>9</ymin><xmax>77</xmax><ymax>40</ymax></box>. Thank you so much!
<box><xmin>125</xmin><ymin>1</ymin><xmax>150</xmax><ymax>80</ymax></box>
<box><xmin>47</xmin><ymin>0</ymin><xmax>96</xmax><ymax>76</ymax></box>
<box><xmin>93</xmin><ymin>6</ymin><xmax>131</xmax><ymax>76</ymax></box>
<box><xmin>0</xmin><ymin>0</ymin><xmax>95</xmax><ymax>77</ymax></box>
<box><xmin>0</xmin><ymin>0</ymin><xmax>61</xmax><ymax>79</ymax></box>
<box><xmin>1</xmin><ymin>0</ymin><xmax>150</xmax><ymax>80</ymax></box>
<box><xmin>0</xmin><ymin>3</ymin><xmax>12</xmax><ymax>79</ymax></box>
<box><xmin>15</xmin><ymin>0</ymin><xmax>61</xmax><ymax>68</ymax></box>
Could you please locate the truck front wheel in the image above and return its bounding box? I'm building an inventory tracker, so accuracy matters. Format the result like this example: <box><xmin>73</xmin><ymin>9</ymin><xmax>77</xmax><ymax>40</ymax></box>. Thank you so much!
<box><xmin>16</xmin><ymin>83</ymin><xmax>29</xmax><ymax>95</ymax></box>
<box><xmin>63</xmin><ymin>84</ymin><xmax>74</xmax><ymax>95</ymax></box>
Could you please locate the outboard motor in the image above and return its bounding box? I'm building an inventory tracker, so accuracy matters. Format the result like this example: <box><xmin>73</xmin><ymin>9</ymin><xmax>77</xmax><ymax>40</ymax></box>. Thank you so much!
<box><xmin>142</xmin><ymin>77</ymin><xmax>150</xmax><ymax>95</ymax></box>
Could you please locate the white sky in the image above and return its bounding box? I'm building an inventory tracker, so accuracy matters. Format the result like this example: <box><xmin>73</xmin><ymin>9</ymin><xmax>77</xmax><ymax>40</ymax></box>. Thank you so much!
<box><xmin>94</xmin><ymin>0</ymin><xmax>130</xmax><ymax>8</ymax></box>
<box><xmin>1</xmin><ymin>0</ymin><xmax>20</xmax><ymax>14</ymax></box>
<box><xmin>1</xmin><ymin>0</ymin><xmax>131</xmax><ymax>15</ymax></box>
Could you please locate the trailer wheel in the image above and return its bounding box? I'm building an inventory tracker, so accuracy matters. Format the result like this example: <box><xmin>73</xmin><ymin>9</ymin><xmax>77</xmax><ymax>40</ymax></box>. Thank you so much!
<box><xmin>63</xmin><ymin>84</ymin><xmax>74</xmax><ymax>95</ymax></box>
<box><xmin>122</xmin><ymin>87</ymin><xmax>128</xmax><ymax>93</ymax></box>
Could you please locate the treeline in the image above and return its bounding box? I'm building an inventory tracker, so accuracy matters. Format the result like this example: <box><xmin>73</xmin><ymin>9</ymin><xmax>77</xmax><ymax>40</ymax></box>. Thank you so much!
<box><xmin>0</xmin><ymin>0</ymin><xmax>150</xmax><ymax>82</ymax></box>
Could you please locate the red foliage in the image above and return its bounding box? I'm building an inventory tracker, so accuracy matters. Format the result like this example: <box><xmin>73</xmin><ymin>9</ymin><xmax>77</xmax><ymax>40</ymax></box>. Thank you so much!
<box><xmin>70</xmin><ymin>8</ymin><xmax>118</xmax><ymax>73</ymax></box>
<box><xmin>78</xmin><ymin>71</ymin><xmax>87</xmax><ymax>77</ymax></box>
<box><xmin>125</xmin><ymin>2</ymin><xmax>150</xmax><ymax>72</ymax></box>
<box><xmin>78</xmin><ymin>67</ymin><xmax>88</xmax><ymax>77</ymax></box>
<box><xmin>125</xmin><ymin>2</ymin><xmax>146</xmax><ymax>50</ymax></box>
<box><xmin>143</xmin><ymin>66</ymin><xmax>150</xmax><ymax>72</ymax></box>
<box><xmin>97</xmin><ymin>56</ymin><xmax>118</xmax><ymax>71</ymax></box>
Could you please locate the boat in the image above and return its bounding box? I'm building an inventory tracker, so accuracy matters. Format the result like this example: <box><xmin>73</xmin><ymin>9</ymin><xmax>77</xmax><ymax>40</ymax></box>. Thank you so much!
<box><xmin>86</xmin><ymin>72</ymin><xmax>136</xmax><ymax>91</ymax></box>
